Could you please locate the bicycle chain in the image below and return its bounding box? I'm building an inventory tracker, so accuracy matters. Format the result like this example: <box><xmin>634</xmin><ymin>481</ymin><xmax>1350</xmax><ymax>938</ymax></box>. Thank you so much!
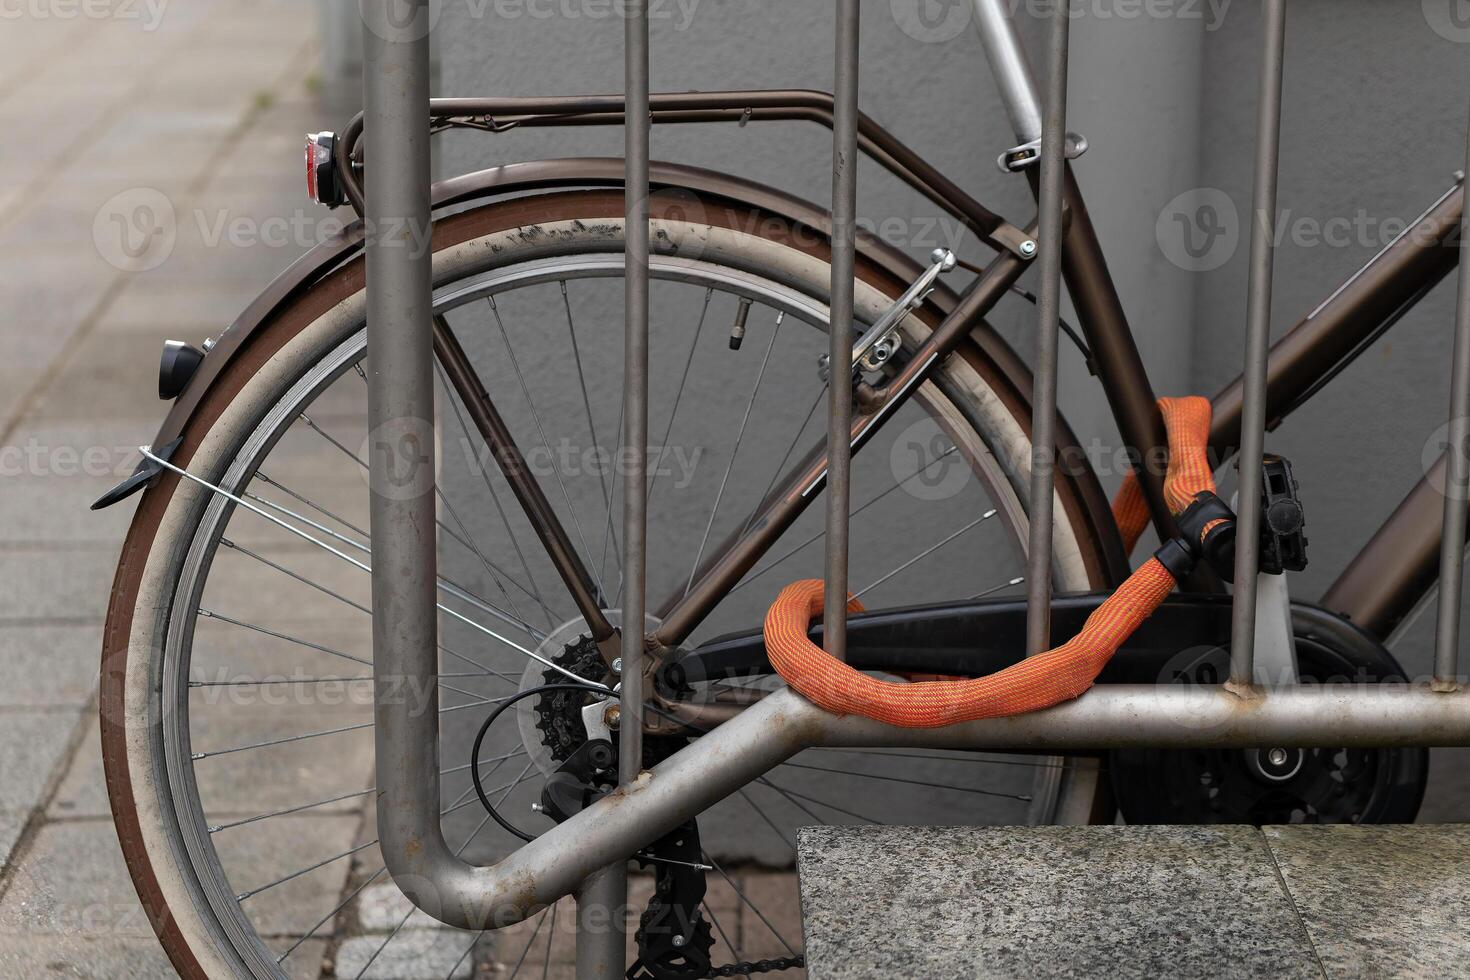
<box><xmin>705</xmin><ymin>955</ymin><xmax>806</xmax><ymax>977</ymax></box>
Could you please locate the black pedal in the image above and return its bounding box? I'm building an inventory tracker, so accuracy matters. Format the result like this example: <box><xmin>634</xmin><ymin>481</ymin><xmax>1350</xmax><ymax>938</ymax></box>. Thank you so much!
<box><xmin>1258</xmin><ymin>453</ymin><xmax>1308</xmax><ymax>574</ymax></box>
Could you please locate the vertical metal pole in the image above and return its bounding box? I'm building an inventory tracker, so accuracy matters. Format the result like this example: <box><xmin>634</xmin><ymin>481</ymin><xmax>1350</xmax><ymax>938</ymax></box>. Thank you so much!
<box><xmin>1024</xmin><ymin>0</ymin><xmax>1070</xmax><ymax>657</ymax></box>
<box><xmin>575</xmin><ymin>864</ymin><xmax>626</xmax><ymax>979</ymax></box>
<box><xmin>1432</xmin><ymin>121</ymin><xmax>1470</xmax><ymax>691</ymax></box>
<box><xmin>824</xmin><ymin>0</ymin><xmax>860</xmax><ymax>661</ymax></box>
<box><xmin>575</xmin><ymin>1</ymin><xmax>649</xmax><ymax>976</ymax></box>
<box><xmin>1229</xmin><ymin>0</ymin><xmax>1288</xmax><ymax>688</ymax></box>
<box><xmin>361</xmin><ymin>0</ymin><xmax>443</xmax><ymax>924</ymax></box>
<box><xmin>619</xmin><ymin>0</ymin><xmax>649</xmax><ymax>809</ymax></box>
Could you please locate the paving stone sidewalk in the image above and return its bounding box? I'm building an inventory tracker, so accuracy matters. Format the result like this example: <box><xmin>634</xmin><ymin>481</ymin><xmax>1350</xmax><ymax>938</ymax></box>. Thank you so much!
<box><xmin>0</xmin><ymin>7</ymin><xmax>810</xmax><ymax>977</ymax></box>
<box><xmin>0</xmin><ymin>3</ymin><xmax>356</xmax><ymax>976</ymax></box>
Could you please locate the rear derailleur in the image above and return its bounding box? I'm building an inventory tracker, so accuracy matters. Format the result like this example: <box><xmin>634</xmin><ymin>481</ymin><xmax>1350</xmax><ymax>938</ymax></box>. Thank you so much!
<box><xmin>535</xmin><ymin>736</ymin><xmax>715</xmax><ymax>980</ymax></box>
<box><xmin>539</xmin><ymin>724</ymin><xmax>803</xmax><ymax>978</ymax></box>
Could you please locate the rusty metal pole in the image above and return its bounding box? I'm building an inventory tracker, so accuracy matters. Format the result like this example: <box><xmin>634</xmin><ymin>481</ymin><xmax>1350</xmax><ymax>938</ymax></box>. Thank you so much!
<box><xmin>1433</xmin><ymin>121</ymin><xmax>1470</xmax><ymax>692</ymax></box>
<box><xmin>1229</xmin><ymin>0</ymin><xmax>1288</xmax><ymax>688</ymax></box>
<box><xmin>1024</xmin><ymin>0</ymin><xmax>1070</xmax><ymax>657</ymax></box>
<box><xmin>824</xmin><ymin>0</ymin><xmax>860</xmax><ymax>661</ymax></box>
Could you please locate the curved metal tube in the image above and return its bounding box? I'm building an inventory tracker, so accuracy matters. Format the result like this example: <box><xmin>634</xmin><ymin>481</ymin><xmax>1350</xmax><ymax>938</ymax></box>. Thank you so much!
<box><xmin>379</xmin><ymin>682</ymin><xmax>1470</xmax><ymax>930</ymax></box>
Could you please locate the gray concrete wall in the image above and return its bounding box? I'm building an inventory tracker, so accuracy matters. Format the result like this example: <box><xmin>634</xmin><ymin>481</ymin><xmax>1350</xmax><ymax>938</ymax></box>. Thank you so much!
<box><xmin>1184</xmin><ymin>0</ymin><xmax>1470</xmax><ymax>679</ymax></box>
<box><xmin>431</xmin><ymin>0</ymin><xmax>1199</xmax><ymax>456</ymax></box>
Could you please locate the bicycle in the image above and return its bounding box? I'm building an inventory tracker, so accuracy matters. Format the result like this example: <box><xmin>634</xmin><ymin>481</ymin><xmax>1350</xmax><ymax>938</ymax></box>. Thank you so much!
<box><xmin>94</xmin><ymin>1</ymin><xmax>1464</xmax><ymax>977</ymax></box>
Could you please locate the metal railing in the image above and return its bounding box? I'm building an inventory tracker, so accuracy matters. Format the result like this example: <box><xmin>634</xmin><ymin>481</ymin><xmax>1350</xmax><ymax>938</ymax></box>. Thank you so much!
<box><xmin>357</xmin><ymin>1</ymin><xmax>1470</xmax><ymax>974</ymax></box>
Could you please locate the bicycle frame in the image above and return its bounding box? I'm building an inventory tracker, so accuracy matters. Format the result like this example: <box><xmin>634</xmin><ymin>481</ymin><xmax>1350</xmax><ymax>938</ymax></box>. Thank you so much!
<box><xmin>352</xmin><ymin>0</ymin><xmax>1470</xmax><ymax>959</ymax></box>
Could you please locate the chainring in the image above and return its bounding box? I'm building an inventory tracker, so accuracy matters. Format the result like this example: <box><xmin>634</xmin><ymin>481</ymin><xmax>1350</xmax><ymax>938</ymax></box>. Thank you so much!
<box><xmin>1110</xmin><ymin>609</ymin><xmax>1428</xmax><ymax>824</ymax></box>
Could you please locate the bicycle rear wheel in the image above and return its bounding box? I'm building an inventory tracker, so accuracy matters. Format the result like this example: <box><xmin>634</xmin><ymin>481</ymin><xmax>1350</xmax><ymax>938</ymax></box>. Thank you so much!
<box><xmin>101</xmin><ymin>189</ymin><xmax>1118</xmax><ymax>977</ymax></box>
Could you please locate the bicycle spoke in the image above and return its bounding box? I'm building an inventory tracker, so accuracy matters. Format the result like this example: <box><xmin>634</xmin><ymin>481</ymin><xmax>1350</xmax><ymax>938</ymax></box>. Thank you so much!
<box><xmin>261</xmin><ymin>462</ymin><xmax>542</xmax><ymax>620</ymax></box>
<box><xmin>684</xmin><ymin>311</ymin><xmax>784</xmax><ymax>597</ymax></box>
<box><xmin>645</xmin><ymin>287</ymin><xmax>712</xmax><ymax>512</ymax></box>
<box><xmin>446</xmin><ymin>928</ymin><xmax>484</xmax><ymax>980</ymax></box>
<box><xmin>777</xmin><ymin>760</ymin><xmax>1031</xmax><ymax>802</ymax></box>
<box><xmin>141</xmin><ymin>446</ymin><xmax>608</xmax><ymax>690</ymax></box>
<box><xmin>435</xmin><ymin>460</ymin><xmax>545</xmax><ymax>640</ymax></box>
<box><xmin>971</xmin><ymin>575</ymin><xmax>1024</xmax><ymax>601</ymax></box>
<box><xmin>756</xmin><ymin>777</ymin><xmax>880</xmax><ymax>825</ymax></box>
<box><xmin>702</xmin><ymin>901</ymin><xmax>746</xmax><ymax>976</ymax></box>
<box><xmin>505</xmin><ymin>908</ymin><xmax>549</xmax><ymax>980</ymax></box>
<box><xmin>195</xmin><ymin>609</ymin><xmax>370</xmax><ymax>668</ymax></box>
<box><xmin>740</xmin><ymin>382</ymin><xmax>826</xmax><ymax>538</ymax></box>
<box><xmin>236</xmin><ymin>840</ymin><xmax>376</xmax><ymax>902</ymax></box>
<box><xmin>195</xmin><ymin>608</ymin><xmax>501</xmax><ymax>697</ymax></box>
<box><xmin>487</xmin><ymin>296</ymin><xmax>607</xmax><ymax>601</ymax></box>
<box><xmin>731</xmin><ymin>445</ymin><xmax>960</xmax><ymax>595</ymax></box>
<box><xmin>250</xmin><ymin>469</ymin><xmax>542</xmax><ymax>642</ymax></box>
<box><xmin>216</xmin><ymin>537</ymin><xmax>522</xmax><ymax>687</ymax></box>
<box><xmin>704</xmin><ymin>853</ymin><xmax>797</xmax><ymax>957</ymax></box>
<box><xmin>434</xmin><ymin>355</ymin><xmax>559</xmax><ymax>630</ymax></box>
<box><xmin>539</xmin><ymin>900</ymin><xmax>558</xmax><ymax>980</ymax></box>
<box><xmin>207</xmin><ymin>788</ymin><xmax>374</xmax><ymax>833</ymax></box>
<box><xmin>737</xmin><ymin>787</ymin><xmax>798</xmax><ymax>853</ymax></box>
<box><xmin>353</xmin><ymin>806</ymin><xmax>497</xmax><ymax>980</ymax></box>
<box><xmin>559</xmin><ymin>281</ymin><xmax>616</xmax><ymax>569</ymax></box>
<box><xmin>813</xmin><ymin>747</ymin><xmax>1094</xmax><ymax>771</ymax></box>
<box><xmin>253</xmin><ymin>771</ymin><xmax>519</xmax><ymax>919</ymax></box>
<box><xmin>851</xmin><ymin>509</ymin><xmax>997</xmax><ymax>601</ymax></box>
<box><xmin>192</xmin><ymin>690</ymin><xmax>524</xmax><ymax>761</ymax></box>
<box><xmin>277</xmin><ymin>866</ymin><xmax>386</xmax><ymax>964</ymax></box>
<box><xmin>211</xmin><ymin>747</ymin><xmax>528</xmax><ymax>834</ymax></box>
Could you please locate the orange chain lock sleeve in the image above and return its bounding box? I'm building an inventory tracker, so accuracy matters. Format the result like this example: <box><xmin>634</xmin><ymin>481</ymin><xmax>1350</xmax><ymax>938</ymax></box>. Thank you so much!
<box><xmin>762</xmin><ymin>396</ymin><xmax>1216</xmax><ymax>728</ymax></box>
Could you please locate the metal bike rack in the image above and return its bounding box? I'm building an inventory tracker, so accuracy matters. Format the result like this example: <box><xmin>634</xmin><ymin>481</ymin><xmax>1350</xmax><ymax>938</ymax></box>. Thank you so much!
<box><xmin>358</xmin><ymin>0</ymin><xmax>1470</xmax><ymax>970</ymax></box>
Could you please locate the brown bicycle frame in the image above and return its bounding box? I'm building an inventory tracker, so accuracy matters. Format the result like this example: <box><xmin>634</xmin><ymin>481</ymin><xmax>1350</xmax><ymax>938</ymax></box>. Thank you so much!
<box><xmin>341</xmin><ymin>90</ymin><xmax>1467</xmax><ymax>660</ymax></box>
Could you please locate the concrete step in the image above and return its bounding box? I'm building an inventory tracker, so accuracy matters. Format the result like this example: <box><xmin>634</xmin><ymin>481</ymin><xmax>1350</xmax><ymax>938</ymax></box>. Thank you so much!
<box><xmin>797</xmin><ymin>824</ymin><xmax>1470</xmax><ymax>979</ymax></box>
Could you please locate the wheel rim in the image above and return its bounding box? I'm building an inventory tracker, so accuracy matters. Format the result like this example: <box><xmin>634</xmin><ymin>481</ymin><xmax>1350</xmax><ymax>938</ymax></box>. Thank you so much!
<box><xmin>152</xmin><ymin>247</ymin><xmax>1094</xmax><ymax>977</ymax></box>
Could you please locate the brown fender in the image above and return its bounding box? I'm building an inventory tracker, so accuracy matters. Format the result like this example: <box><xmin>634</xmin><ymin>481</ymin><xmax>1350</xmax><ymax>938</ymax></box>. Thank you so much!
<box><xmin>93</xmin><ymin>157</ymin><xmax>1127</xmax><ymax>583</ymax></box>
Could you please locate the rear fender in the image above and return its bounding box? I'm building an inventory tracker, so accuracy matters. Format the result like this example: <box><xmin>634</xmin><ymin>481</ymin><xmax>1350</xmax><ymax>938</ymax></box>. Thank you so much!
<box><xmin>94</xmin><ymin>157</ymin><xmax>1126</xmax><ymax>582</ymax></box>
